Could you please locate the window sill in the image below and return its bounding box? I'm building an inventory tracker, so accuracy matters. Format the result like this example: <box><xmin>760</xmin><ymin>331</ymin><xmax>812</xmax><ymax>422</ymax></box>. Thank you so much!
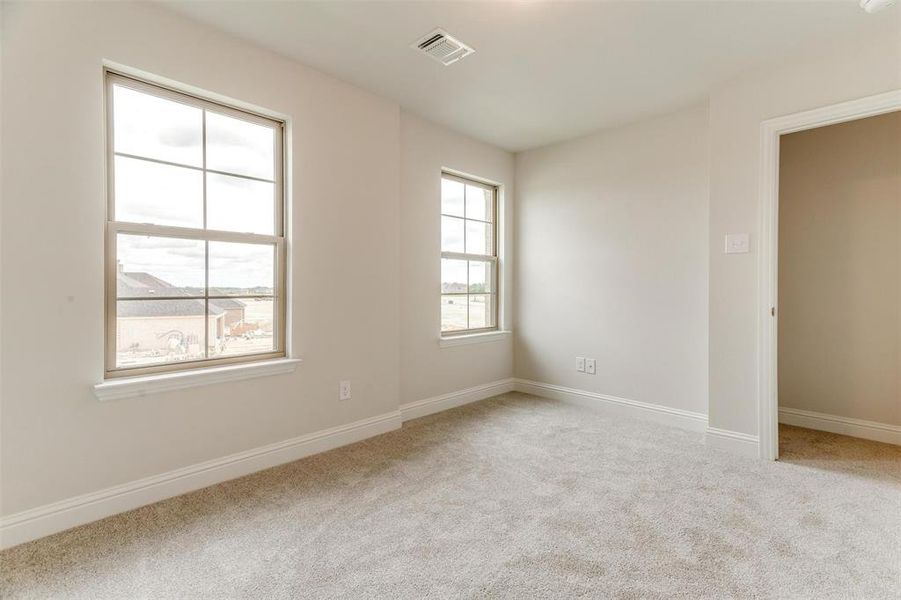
<box><xmin>93</xmin><ymin>358</ymin><xmax>302</xmax><ymax>401</ymax></box>
<box><xmin>439</xmin><ymin>330</ymin><xmax>511</xmax><ymax>348</ymax></box>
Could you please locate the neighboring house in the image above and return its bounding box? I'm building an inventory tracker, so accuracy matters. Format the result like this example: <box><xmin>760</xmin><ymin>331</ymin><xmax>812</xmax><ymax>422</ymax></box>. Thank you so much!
<box><xmin>209</xmin><ymin>298</ymin><xmax>247</xmax><ymax>330</ymax></box>
<box><xmin>117</xmin><ymin>266</ymin><xmax>246</xmax><ymax>362</ymax></box>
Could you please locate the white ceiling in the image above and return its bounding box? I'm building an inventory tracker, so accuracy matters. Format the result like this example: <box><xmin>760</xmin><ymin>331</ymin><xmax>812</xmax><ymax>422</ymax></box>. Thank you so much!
<box><xmin>161</xmin><ymin>1</ymin><xmax>899</xmax><ymax>152</ymax></box>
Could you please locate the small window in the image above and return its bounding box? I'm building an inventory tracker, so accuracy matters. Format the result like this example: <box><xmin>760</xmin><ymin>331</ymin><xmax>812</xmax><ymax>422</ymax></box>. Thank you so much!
<box><xmin>440</xmin><ymin>173</ymin><xmax>498</xmax><ymax>336</ymax></box>
<box><xmin>105</xmin><ymin>72</ymin><xmax>286</xmax><ymax>377</ymax></box>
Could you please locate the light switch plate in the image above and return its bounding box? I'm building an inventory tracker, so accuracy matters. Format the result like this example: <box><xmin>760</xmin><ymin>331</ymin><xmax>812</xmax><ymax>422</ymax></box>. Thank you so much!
<box><xmin>576</xmin><ymin>357</ymin><xmax>586</xmax><ymax>373</ymax></box>
<box><xmin>725</xmin><ymin>233</ymin><xmax>750</xmax><ymax>254</ymax></box>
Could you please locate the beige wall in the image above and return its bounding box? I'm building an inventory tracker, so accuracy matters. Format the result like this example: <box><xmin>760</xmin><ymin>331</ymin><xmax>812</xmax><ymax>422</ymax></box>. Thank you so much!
<box><xmin>707</xmin><ymin>25</ymin><xmax>900</xmax><ymax>436</ymax></box>
<box><xmin>0</xmin><ymin>2</ymin><xmax>512</xmax><ymax>518</ymax></box>
<box><xmin>399</xmin><ymin>113</ymin><xmax>514</xmax><ymax>404</ymax></box>
<box><xmin>514</xmin><ymin>104</ymin><xmax>710</xmax><ymax>415</ymax></box>
<box><xmin>778</xmin><ymin>112</ymin><xmax>901</xmax><ymax>426</ymax></box>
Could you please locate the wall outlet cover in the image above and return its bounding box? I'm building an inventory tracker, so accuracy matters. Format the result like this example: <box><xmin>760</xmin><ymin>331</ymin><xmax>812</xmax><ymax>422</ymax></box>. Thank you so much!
<box><xmin>576</xmin><ymin>357</ymin><xmax>586</xmax><ymax>372</ymax></box>
<box><xmin>339</xmin><ymin>380</ymin><xmax>352</xmax><ymax>401</ymax></box>
<box><xmin>725</xmin><ymin>233</ymin><xmax>750</xmax><ymax>254</ymax></box>
<box><xmin>586</xmin><ymin>358</ymin><xmax>597</xmax><ymax>375</ymax></box>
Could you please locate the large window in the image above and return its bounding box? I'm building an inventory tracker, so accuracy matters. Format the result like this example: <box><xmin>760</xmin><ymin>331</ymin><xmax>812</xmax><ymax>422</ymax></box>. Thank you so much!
<box><xmin>105</xmin><ymin>72</ymin><xmax>286</xmax><ymax>377</ymax></box>
<box><xmin>440</xmin><ymin>173</ymin><xmax>498</xmax><ymax>335</ymax></box>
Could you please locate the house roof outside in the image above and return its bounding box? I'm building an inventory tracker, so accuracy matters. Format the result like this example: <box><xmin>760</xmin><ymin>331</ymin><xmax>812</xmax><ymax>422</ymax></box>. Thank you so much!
<box><xmin>209</xmin><ymin>298</ymin><xmax>246</xmax><ymax>310</ymax></box>
<box><xmin>118</xmin><ymin>270</ymin><xmax>245</xmax><ymax>318</ymax></box>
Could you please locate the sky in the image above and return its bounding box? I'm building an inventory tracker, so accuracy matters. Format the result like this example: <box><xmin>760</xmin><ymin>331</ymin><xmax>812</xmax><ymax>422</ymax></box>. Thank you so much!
<box><xmin>118</xmin><ymin>234</ymin><xmax>275</xmax><ymax>290</ymax></box>
<box><xmin>441</xmin><ymin>178</ymin><xmax>494</xmax><ymax>288</ymax></box>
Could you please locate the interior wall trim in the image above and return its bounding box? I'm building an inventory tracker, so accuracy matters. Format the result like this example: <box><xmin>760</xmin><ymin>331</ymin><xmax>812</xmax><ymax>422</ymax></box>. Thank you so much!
<box><xmin>705</xmin><ymin>427</ymin><xmax>760</xmax><ymax>458</ymax></box>
<box><xmin>513</xmin><ymin>378</ymin><xmax>708</xmax><ymax>432</ymax></box>
<box><xmin>779</xmin><ymin>407</ymin><xmax>900</xmax><ymax>446</ymax></box>
<box><xmin>399</xmin><ymin>378</ymin><xmax>515</xmax><ymax>421</ymax></box>
<box><xmin>0</xmin><ymin>410</ymin><xmax>402</xmax><ymax>550</ymax></box>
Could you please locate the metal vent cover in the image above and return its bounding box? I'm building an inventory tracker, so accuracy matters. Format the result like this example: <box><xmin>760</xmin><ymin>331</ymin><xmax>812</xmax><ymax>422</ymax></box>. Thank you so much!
<box><xmin>412</xmin><ymin>28</ymin><xmax>474</xmax><ymax>66</ymax></box>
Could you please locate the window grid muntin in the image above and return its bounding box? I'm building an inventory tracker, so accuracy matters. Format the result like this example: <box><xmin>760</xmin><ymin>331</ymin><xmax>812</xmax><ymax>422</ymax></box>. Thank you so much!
<box><xmin>440</xmin><ymin>173</ymin><xmax>498</xmax><ymax>336</ymax></box>
<box><xmin>114</xmin><ymin>152</ymin><xmax>276</xmax><ymax>184</ymax></box>
<box><xmin>105</xmin><ymin>71</ymin><xmax>286</xmax><ymax>378</ymax></box>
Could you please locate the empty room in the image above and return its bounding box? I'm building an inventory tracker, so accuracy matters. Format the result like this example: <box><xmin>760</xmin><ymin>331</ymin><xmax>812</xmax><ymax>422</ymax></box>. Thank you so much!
<box><xmin>1</xmin><ymin>1</ymin><xmax>899</xmax><ymax>598</ymax></box>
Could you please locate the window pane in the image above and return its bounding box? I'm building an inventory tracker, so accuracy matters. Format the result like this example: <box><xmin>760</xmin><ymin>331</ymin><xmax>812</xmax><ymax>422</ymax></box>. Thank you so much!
<box><xmin>441</xmin><ymin>295</ymin><xmax>468</xmax><ymax>332</ymax></box>
<box><xmin>441</xmin><ymin>178</ymin><xmax>464</xmax><ymax>217</ymax></box>
<box><xmin>441</xmin><ymin>258</ymin><xmax>467</xmax><ymax>294</ymax></box>
<box><xmin>206</xmin><ymin>112</ymin><xmax>275</xmax><ymax>181</ymax></box>
<box><xmin>441</xmin><ymin>216</ymin><xmax>465</xmax><ymax>253</ymax></box>
<box><xmin>465</xmin><ymin>219</ymin><xmax>490</xmax><ymax>255</ymax></box>
<box><xmin>114</xmin><ymin>156</ymin><xmax>203</xmax><ymax>228</ymax></box>
<box><xmin>117</xmin><ymin>234</ymin><xmax>205</xmax><ymax>298</ymax></box>
<box><xmin>210</xmin><ymin>297</ymin><xmax>275</xmax><ymax>358</ymax></box>
<box><xmin>466</xmin><ymin>185</ymin><xmax>493</xmax><ymax>222</ymax></box>
<box><xmin>468</xmin><ymin>295</ymin><xmax>493</xmax><ymax>329</ymax></box>
<box><xmin>116</xmin><ymin>299</ymin><xmax>206</xmax><ymax>368</ymax></box>
<box><xmin>468</xmin><ymin>260</ymin><xmax>493</xmax><ymax>293</ymax></box>
<box><xmin>208</xmin><ymin>241</ymin><xmax>275</xmax><ymax>295</ymax></box>
<box><xmin>206</xmin><ymin>173</ymin><xmax>275</xmax><ymax>235</ymax></box>
<box><xmin>113</xmin><ymin>85</ymin><xmax>202</xmax><ymax>167</ymax></box>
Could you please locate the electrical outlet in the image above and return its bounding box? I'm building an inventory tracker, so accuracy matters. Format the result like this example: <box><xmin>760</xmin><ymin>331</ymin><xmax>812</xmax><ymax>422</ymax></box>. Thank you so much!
<box><xmin>339</xmin><ymin>380</ymin><xmax>352</xmax><ymax>401</ymax></box>
<box><xmin>576</xmin><ymin>357</ymin><xmax>586</xmax><ymax>372</ymax></box>
<box><xmin>586</xmin><ymin>358</ymin><xmax>597</xmax><ymax>375</ymax></box>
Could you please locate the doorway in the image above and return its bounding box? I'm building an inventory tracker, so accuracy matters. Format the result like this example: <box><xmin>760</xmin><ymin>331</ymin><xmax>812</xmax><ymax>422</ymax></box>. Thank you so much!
<box><xmin>777</xmin><ymin>111</ymin><xmax>900</xmax><ymax>469</ymax></box>
<box><xmin>758</xmin><ymin>90</ymin><xmax>901</xmax><ymax>461</ymax></box>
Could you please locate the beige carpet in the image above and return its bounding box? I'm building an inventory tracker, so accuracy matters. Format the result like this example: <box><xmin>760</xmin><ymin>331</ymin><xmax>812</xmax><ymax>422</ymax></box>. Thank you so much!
<box><xmin>1</xmin><ymin>392</ymin><xmax>899</xmax><ymax>599</ymax></box>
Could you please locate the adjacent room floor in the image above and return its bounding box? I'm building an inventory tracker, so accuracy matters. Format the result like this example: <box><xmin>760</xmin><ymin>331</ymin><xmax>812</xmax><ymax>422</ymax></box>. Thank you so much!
<box><xmin>2</xmin><ymin>393</ymin><xmax>899</xmax><ymax>599</ymax></box>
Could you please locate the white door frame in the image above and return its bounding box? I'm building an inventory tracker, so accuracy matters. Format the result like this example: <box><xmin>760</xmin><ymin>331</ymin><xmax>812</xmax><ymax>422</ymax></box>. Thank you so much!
<box><xmin>757</xmin><ymin>89</ymin><xmax>901</xmax><ymax>460</ymax></box>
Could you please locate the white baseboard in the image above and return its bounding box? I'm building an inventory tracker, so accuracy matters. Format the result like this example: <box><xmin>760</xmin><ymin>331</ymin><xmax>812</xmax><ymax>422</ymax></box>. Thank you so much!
<box><xmin>0</xmin><ymin>410</ymin><xmax>402</xmax><ymax>551</ymax></box>
<box><xmin>0</xmin><ymin>377</ymin><xmax>518</xmax><ymax>551</ymax></box>
<box><xmin>0</xmin><ymin>377</ymin><xmax>765</xmax><ymax>551</ymax></box>
<box><xmin>705</xmin><ymin>427</ymin><xmax>760</xmax><ymax>458</ymax></box>
<box><xmin>512</xmin><ymin>380</ymin><xmax>764</xmax><ymax>460</ymax></box>
<box><xmin>399</xmin><ymin>378</ymin><xmax>515</xmax><ymax>422</ymax></box>
<box><xmin>779</xmin><ymin>407</ymin><xmax>900</xmax><ymax>446</ymax></box>
<box><xmin>513</xmin><ymin>379</ymin><xmax>708</xmax><ymax>432</ymax></box>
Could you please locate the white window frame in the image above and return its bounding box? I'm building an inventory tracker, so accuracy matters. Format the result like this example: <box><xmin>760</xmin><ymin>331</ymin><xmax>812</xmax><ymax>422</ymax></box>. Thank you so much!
<box><xmin>104</xmin><ymin>71</ymin><xmax>287</xmax><ymax>379</ymax></box>
<box><xmin>440</xmin><ymin>172</ymin><xmax>499</xmax><ymax>337</ymax></box>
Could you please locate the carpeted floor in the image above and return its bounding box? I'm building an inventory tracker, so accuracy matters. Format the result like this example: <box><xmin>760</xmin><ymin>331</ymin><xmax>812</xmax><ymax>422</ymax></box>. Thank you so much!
<box><xmin>1</xmin><ymin>392</ymin><xmax>899</xmax><ymax>599</ymax></box>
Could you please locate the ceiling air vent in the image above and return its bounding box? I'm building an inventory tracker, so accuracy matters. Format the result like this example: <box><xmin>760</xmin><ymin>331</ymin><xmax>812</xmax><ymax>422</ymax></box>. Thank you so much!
<box><xmin>412</xmin><ymin>28</ymin><xmax>474</xmax><ymax>66</ymax></box>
